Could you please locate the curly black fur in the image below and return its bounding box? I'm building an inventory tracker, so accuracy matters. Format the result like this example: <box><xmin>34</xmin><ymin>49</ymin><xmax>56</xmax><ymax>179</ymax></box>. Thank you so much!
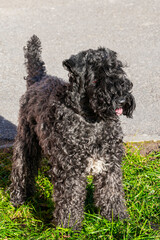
<box><xmin>10</xmin><ymin>35</ymin><xmax>136</xmax><ymax>230</ymax></box>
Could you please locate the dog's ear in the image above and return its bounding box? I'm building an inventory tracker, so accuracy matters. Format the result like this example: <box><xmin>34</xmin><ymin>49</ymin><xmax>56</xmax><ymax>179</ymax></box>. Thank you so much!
<box><xmin>63</xmin><ymin>51</ymin><xmax>88</xmax><ymax>77</ymax></box>
<box><xmin>62</xmin><ymin>57</ymin><xmax>76</xmax><ymax>73</ymax></box>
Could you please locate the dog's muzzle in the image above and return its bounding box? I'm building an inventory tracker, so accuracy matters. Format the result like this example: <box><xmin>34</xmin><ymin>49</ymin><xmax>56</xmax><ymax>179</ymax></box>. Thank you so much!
<box><xmin>115</xmin><ymin>97</ymin><xmax>126</xmax><ymax>116</ymax></box>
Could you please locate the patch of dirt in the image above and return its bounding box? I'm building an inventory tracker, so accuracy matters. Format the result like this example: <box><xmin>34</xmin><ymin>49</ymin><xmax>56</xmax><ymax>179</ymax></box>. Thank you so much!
<box><xmin>126</xmin><ymin>141</ymin><xmax>160</xmax><ymax>155</ymax></box>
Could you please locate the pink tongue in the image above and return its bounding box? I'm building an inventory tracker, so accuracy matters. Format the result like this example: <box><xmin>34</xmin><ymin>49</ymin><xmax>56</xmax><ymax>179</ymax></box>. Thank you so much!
<box><xmin>116</xmin><ymin>108</ymin><xmax>123</xmax><ymax>116</ymax></box>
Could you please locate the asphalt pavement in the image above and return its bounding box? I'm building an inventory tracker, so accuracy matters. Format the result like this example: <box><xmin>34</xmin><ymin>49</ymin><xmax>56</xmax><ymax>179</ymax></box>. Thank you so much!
<box><xmin>0</xmin><ymin>0</ymin><xmax>160</xmax><ymax>143</ymax></box>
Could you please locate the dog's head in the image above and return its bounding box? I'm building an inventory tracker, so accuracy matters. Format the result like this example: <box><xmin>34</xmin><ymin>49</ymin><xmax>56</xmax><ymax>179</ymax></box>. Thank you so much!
<box><xmin>63</xmin><ymin>48</ymin><xmax>136</xmax><ymax>120</ymax></box>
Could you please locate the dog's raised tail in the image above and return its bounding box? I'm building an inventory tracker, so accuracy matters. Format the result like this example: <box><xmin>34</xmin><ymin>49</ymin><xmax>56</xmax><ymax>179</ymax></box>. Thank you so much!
<box><xmin>24</xmin><ymin>35</ymin><xmax>46</xmax><ymax>88</ymax></box>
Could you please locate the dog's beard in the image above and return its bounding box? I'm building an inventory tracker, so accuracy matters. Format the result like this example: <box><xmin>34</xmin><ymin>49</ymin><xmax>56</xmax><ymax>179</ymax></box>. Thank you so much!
<box><xmin>122</xmin><ymin>94</ymin><xmax>136</xmax><ymax>118</ymax></box>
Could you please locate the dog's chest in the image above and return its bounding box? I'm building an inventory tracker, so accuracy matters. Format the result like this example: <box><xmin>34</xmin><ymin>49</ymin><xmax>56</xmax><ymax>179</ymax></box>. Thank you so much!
<box><xmin>62</xmin><ymin>116</ymin><xmax>108</xmax><ymax>174</ymax></box>
<box><xmin>60</xmin><ymin>114</ymin><xmax>106</xmax><ymax>146</ymax></box>
<box><xmin>39</xmin><ymin>108</ymin><xmax>123</xmax><ymax>174</ymax></box>
<box><xmin>86</xmin><ymin>154</ymin><xmax>107</xmax><ymax>175</ymax></box>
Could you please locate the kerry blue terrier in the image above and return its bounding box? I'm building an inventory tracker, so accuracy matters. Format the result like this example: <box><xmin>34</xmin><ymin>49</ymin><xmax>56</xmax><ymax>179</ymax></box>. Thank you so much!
<box><xmin>10</xmin><ymin>35</ymin><xmax>136</xmax><ymax>229</ymax></box>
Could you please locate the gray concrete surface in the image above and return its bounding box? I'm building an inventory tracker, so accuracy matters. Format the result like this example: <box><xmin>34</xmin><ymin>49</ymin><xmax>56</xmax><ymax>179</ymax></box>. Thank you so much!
<box><xmin>0</xmin><ymin>0</ymin><xmax>160</xmax><ymax>142</ymax></box>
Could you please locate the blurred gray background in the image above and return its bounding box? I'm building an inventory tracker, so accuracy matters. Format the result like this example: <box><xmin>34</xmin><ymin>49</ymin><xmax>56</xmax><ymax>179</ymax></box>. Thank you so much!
<box><xmin>0</xmin><ymin>0</ymin><xmax>160</xmax><ymax>143</ymax></box>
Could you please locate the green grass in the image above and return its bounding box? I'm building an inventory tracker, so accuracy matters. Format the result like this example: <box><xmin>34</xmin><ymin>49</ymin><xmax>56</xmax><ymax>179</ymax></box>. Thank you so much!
<box><xmin>0</xmin><ymin>145</ymin><xmax>160</xmax><ymax>239</ymax></box>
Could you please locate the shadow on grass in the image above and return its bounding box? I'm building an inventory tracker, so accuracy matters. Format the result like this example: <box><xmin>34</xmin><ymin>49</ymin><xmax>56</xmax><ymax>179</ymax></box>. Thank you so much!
<box><xmin>28</xmin><ymin>195</ymin><xmax>54</xmax><ymax>226</ymax></box>
<box><xmin>0</xmin><ymin>147</ymin><xmax>12</xmax><ymax>189</ymax></box>
<box><xmin>85</xmin><ymin>176</ymin><xmax>98</xmax><ymax>215</ymax></box>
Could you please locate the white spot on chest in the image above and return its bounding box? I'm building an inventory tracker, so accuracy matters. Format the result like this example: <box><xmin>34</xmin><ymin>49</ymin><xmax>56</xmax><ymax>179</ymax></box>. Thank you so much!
<box><xmin>86</xmin><ymin>155</ymin><xmax>106</xmax><ymax>175</ymax></box>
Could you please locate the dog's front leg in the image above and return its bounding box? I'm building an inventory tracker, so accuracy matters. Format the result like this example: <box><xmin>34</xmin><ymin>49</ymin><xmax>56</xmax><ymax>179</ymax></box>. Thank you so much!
<box><xmin>93</xmin><ymin>163</ymin><xmax>129</xmax><ymax>221</ymax></box>
<box><xmin>51</xmin><ymin>158</ymin><xmax>87</xmax><ymax>230</ymax></box>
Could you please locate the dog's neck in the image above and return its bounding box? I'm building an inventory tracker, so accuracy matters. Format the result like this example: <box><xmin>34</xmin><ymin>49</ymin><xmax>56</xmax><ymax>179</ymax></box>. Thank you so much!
<box><xmin>64</xmin><ymin>85</ymin><xmax>99</xmax><ymax>123</ymax></box>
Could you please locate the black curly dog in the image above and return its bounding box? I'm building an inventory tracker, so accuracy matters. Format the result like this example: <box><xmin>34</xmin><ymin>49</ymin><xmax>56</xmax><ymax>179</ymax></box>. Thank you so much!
<box><xmin>10</xmin><ymin>35</ymin><xmax>136</xmax><ymax>229</ymax></box>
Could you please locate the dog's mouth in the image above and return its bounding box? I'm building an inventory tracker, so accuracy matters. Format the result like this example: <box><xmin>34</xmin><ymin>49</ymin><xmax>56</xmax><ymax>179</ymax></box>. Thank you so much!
<box><xmin>115</xmin><ymin>108</ymin><xmax>123</xmax><ymax>116</ymax></box>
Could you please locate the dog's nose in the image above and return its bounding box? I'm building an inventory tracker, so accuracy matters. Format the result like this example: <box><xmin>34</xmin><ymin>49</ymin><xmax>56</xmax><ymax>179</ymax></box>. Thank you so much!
<box><xmin>118</xmin><ymin>97</ymin><xmax>126</xmax><ymax>105</ymax></box>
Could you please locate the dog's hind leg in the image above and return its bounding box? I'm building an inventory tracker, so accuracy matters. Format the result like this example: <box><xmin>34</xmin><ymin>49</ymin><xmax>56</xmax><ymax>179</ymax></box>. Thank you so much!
<box><xmin>10</xmin><ymin>119</ymin><xmax>41</xmax><ymax>207</ymax></box>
